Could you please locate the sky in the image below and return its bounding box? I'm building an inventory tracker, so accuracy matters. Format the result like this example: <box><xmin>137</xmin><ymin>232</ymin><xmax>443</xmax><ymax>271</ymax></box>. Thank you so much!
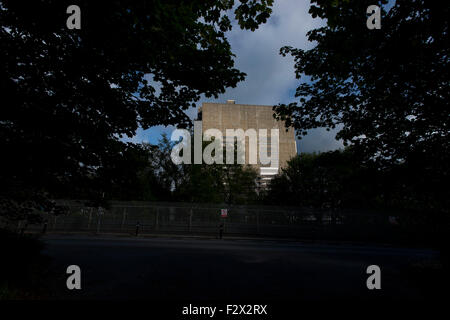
<box><xmin>128</xmin><ymin>0</ymin><xmax>344</xmax><ymax>154</ymax></box>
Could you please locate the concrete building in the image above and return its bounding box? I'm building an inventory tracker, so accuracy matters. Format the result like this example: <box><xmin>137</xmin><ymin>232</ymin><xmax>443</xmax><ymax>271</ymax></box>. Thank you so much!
<box><xmin>198</xmin><ymin>100</ymin><xmax>297</xmax><ymax>186</ymax></box>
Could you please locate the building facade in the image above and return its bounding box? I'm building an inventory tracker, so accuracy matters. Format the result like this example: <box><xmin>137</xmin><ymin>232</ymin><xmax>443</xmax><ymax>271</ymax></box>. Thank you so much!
<box><xmin>198</xmin><ymin>100</ymin><xmax>297</xmax><ymax>185</ymax></box>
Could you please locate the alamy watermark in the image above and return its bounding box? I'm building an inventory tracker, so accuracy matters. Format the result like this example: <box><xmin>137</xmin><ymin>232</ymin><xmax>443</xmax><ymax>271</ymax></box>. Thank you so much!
<box><xmin>66</xmin><ymin>265</ymin><xmax>81</xmax><ymax>290</ymax></box>
<box><xmin>170</xmin><ymin>121</ymin><xmax>279</xmax><ymax>168</ymax></box>
<box><xmin>366</xmin><ymin>265</ymin><xmax>381</xmax><ymax>290</ymax></box>
<box><xmin>367</xmin><ymin>5</ymin><xmax>381</xmax><ymax>30</ymax></box>
<box><xmin>66</xmin><ymin>5</ymin><xmax>81</xmax><ymax>30</ymax></box>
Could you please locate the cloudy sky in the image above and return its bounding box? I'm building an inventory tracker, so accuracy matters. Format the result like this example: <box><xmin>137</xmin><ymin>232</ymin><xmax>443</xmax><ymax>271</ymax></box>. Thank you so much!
<box><xmin>131</xmin><ymin>0</ymin><xmax>344</xmax><ymax>154</ymax></box>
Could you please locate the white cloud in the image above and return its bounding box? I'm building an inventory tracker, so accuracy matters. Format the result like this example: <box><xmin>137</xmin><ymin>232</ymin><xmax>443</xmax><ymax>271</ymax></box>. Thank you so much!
<box><xmin>133</xmin><ymin>0</ymin><xmax>344</xmax><ymax>153</ymax></box>
<box><xmin>213</xmin><ymin>0</ymin><xmax>321</xmax><ymax>105</ymax></box>
<box><xmin>207</xmin><ymin>0</ymin><xmax>343</xmax><ymax>153</ymax></box>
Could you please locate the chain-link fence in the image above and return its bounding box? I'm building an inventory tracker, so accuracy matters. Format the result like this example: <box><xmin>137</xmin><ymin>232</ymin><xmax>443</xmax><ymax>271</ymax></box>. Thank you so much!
<box><xmin>9</xmin><ymin>200</ymin><xmax>401</xmax><ymax>241</ymax></box>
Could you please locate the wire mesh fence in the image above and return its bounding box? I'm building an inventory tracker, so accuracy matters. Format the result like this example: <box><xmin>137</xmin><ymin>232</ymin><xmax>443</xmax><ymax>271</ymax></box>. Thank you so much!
<box><xmin>9</xmin><ymin>200</ymin><xmax>400</xmax><ymax>240</ymax></box>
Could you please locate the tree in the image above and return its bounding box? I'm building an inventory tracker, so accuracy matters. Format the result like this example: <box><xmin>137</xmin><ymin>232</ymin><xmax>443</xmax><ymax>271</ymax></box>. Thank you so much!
<box><xmin>266</xmin><ymin>147</ymin><xmax>450</xmax><ymax>220</ymax></box>
<box><xmin>274</xmin><ymin>0</ymin><xmax>449</xmax><ymax>169</ymax></box>
<box><xmin>266</xmin><ymin>149</ymin><xmax>377</xmax><ymax>209</ymax></box>
<box><xmin>0</xmin><ymin>0</ymin><xmax>273</xmax><ymax>222</ymax></box>
<box><xmin>144</xmin><ymin>134</ymin><xmax>186</xmax><ymax>201</ymax></box>
<box><xmin>175</xmin><ymin>139</ymin><xmax>259</xmax><ymax>204</ymax></box>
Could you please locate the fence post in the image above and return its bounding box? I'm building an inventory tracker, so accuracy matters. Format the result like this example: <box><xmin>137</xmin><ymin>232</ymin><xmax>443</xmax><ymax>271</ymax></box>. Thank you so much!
<box><xmin>96</xmin><ymin>213</ymin><xmax>101</xmax><ymax>234</ymax></box>
<box><xmin>20</xmin><ymin>221</ymin><xmax>27</xmax><ymax>235</ymax></box>
<box><xmin>121</xmin><ymin>208</ymin><xmax>127</xmax><ymax>231</ymax></box>
<box><xmin>42</xmin><ymin>221</ymin><xmax>48</xmax><ymax>234</ymax></box>
<box><xmin>135</xmin><ymin>221</ymin><xmax>140</xmax><ymax>236</ymax></box>
<box><xmin>256</xmin><ymin>210</ymin><xmax>260</xmax><ymax>233</ymax></box>
<box><xmin>87</xmin><ymin>208</ymin><xmax>92</xmax><ymax>230</ymax></box>
<box><xmin>188</xmin><ymin>207</ymin><xmax>193</xmax><ymax>232</ymax></box>
<box><xmin>155</xmin><ymin>208</ymin><xmax>159</xmax><ymax>231</ymax></box>
<box><xmin>219</xmin><ymin>220</ymin><xmax>224</xmax><ymax>239</ymax></box>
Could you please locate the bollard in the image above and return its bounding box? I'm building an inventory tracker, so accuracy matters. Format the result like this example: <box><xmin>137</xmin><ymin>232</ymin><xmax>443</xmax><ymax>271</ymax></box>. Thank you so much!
<box><xmin>121</xmin><ymin>208</ymin><xmax>126</xmax><ymax>231</ymax></box>
<box><xmin>256</xmin><ymin>211</ymin><xmax>260</xmax><ymax>233</ymax></box>
<box><xmin>96</xmin><ymin>216</ymin><xmax>101</xmax><ymax>234</ymax></box>
<box><xmin>188</xmin><ymin>208</ymin><xmax>193</xmax><ymax>233</ymax></box>
<box><xmin>219</xmin><ymin>222</ymin><xmax>224</xmax><ymax>239</ymax></box>
<box><xmin>155</xmin><ymin>208</ymin><xmax>159</xmax><ymax>231</ymax></box>
<box><xmin>135</xmin><ymin>221</ymin><xmax>140</xmax><ymax>236</ymax></box>
<box><xmin>42</xmin><ymin>221</ymin><xmax>48</xmax><ymax>234</ymax></box>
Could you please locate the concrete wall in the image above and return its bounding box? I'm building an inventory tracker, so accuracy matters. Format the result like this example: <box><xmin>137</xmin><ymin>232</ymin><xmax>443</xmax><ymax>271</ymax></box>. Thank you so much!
<box><xmin>200</xmin><ymin>102</ymin><xmax>297</xmax><ymax>172</ymax></box>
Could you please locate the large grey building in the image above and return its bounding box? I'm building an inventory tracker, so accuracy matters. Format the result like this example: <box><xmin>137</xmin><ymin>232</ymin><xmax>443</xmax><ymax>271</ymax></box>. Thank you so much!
<box><xmin>198</xmin><ymin>100</ymin><xmax>297</xmax><ymax>185</ymax></box>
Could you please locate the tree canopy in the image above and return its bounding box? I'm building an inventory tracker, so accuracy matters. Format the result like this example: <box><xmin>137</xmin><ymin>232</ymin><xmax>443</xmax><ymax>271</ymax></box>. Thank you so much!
<box><xmin>166</xmin><ymin>135</ymin><xmax>259</xmax><ymax>205</ymax></box>
<box><xmin>274</xmin><ymin>0</ymin><xmax>449</xmax><ymax>168</ymax></box>
<box><xmin>265</xmin><ymin>148</ymin><xmax>449</xmax><ymax>214</ymax></box>
<box><xmin>265</xmin><ymin>149</ymin><xmax>375</xmax><ymax>210</ymax></box>
<box><xmin>0</xmin><ymin>0</ymin><xmax>273</xmax><ymax>220</ymax></box>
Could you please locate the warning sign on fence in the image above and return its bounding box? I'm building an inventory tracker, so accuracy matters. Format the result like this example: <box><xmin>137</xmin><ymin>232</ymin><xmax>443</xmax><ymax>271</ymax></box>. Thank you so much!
<box><xmin>220</xmin><ymin>209</ymin><xmax>228</xmax><ymax>218</ymax></box>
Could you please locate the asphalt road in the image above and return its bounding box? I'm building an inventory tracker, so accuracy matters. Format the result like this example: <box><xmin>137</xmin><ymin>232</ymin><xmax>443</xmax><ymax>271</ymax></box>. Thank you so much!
<box><xmin>42</xmin><ymin>235</ymin><xmax>440</xmax><ymax>301</ymax></box>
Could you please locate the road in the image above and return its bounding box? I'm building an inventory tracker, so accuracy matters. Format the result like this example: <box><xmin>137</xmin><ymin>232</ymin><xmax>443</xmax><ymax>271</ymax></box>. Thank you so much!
<box><xmin>41</xmin><ymin>235</ymin><xmax>440</xmax><ymax>300</ymax></box>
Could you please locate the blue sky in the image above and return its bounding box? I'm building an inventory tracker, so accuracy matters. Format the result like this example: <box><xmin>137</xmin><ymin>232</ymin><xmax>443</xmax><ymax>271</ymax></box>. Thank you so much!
<box><xmin>127</xmin><ymin>0</ymin><xmax>346</xmax><ymax>153</ymax></box>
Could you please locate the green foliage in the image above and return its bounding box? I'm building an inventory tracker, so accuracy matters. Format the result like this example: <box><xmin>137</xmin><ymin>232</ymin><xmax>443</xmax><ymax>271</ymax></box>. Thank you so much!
<box><xmin>274</xmin><ymin>0</ymin><xmax>449</xmax><ymax>168</ymax></box>
<box><xmin>0</xmin><ymin>1</ymin><xmax>272</xmax><ymax>222</ymax></box>
<box><xmin>266</xmin><ymin>148</ymin><xmax>449</xmax><ymax>215</ymax></box>
<box><xmin>156</xmin><ymin>136</ymin><xmax>259</xmax><ymax>204</ymax></box>
<box><xmin>185</xmin><ymin>161</ymin><xmax>258</xmax><ymax>205</ymax></box>
<box><xmin>266</xmin><ymin>149</ymin><xmax>373</xmax><ymax>209</ymax></box>
<box><xmin>180</xmin><ymin>163</ymin><xmax>259</xmax><ymax>205</ymax></box>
